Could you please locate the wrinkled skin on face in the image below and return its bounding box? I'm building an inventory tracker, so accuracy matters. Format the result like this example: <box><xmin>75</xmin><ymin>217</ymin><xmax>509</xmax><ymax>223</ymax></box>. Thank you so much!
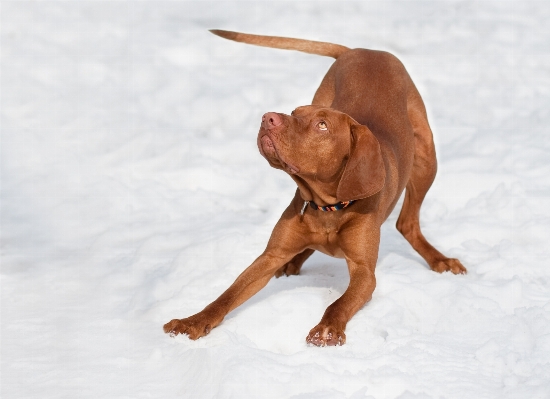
<box><xmin>257</xmin><ymin>105</ymin><xmax>352</xmax><ymax>185</ymax></box>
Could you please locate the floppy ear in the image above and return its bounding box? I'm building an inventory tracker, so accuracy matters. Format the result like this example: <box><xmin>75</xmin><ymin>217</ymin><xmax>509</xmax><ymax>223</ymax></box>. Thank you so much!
<box><xmin>336</xmin><ymin>123</ymin><xmax>385</xmax><ymax>202</ymax></box>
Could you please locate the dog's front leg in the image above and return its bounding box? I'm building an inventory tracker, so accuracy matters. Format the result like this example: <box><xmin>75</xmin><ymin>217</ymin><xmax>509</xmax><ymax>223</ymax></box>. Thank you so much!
<box><xmin>163</xmin><ymin>254</ymin><xmax>292</xmax><ymax>339</ymax></box>
<box><xmin>306</xmin><ymin>224</ymin><xmax>379</xmax><ymax>347</ymax></box>
<box><xmin>164</xmin><ymin>209</ymin><xmax>307</xmax><ymax>340</ymax></box>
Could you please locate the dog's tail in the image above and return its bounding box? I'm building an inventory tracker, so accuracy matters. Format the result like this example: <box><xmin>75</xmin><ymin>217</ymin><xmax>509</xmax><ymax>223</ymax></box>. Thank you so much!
<box><xmin>209</xmin><ymin>29</ymin><xmax>350</xmax><ymax>59</ymax></box>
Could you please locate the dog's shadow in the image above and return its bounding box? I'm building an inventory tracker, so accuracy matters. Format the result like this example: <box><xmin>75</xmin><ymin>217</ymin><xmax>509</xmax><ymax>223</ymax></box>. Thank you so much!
<box><xmin>228</xmin><ymin>220</ymin><xmax>424</xmax><ymax>319</ymax></box>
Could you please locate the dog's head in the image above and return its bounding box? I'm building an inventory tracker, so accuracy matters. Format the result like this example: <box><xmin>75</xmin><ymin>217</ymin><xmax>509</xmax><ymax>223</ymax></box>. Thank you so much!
<box><xmin>257</xmin><ymin>105</ymin><xmax>385</xmax><ymax>202</ymax></box>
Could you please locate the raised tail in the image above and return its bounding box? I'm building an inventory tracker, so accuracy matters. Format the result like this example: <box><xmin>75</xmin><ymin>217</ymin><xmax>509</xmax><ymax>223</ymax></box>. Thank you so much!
<box><xmin>209</xmin><ymin>29</ymin><xmax>350</xmax><ymax>59</ymax></box>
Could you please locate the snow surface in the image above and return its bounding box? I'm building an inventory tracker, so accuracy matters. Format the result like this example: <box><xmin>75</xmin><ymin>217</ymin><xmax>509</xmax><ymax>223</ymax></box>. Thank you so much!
<box><xmin>2</xmin><ymin>1</ymin><xmax>550</xmax><ymax>398</ymax></box>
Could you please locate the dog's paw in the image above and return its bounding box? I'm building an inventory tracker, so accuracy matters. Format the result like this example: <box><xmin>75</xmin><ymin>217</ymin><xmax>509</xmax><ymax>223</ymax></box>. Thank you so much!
<box><xmin>306</xmin><ymin>324</ymin><xmax>346</xmax><ymax>347</ymax></box>
<box><xmin>274</xmin><ymin>261</ymin><xmax>301</xmax><ymax>278</ymax></box>
<box><xmin>431</xmin><ymin>258</ymin><xmax>467</xmax><ymax>275</ymax></box>
<box><xmin>163</xmin><ymin>314</ymin><xmax>214</xmax><ymax>340</ymax></box>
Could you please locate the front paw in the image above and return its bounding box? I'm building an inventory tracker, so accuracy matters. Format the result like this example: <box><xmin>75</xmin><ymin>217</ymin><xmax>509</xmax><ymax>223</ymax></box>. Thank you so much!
<box><xmin>306</xmin><ymin>323</ymin><xmax>346</xmax><ymax>347</ymax></box>
<box><xmin>163</xmin><ymin>313</ymin><xmax>215</xmax><ymax>340</ymax></box>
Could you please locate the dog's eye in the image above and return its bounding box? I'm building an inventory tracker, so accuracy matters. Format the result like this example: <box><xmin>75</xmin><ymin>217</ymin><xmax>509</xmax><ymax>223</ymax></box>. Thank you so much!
<box><xmin>317</xmin><ymin>121</ymin><xmax>328</xmax><ymax>131</ymax></box>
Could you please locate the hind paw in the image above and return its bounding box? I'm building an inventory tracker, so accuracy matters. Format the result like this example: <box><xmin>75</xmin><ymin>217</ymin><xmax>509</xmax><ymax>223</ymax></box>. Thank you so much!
<box><xmin>431</xmin><ymin>258</ymin><xmax>467</xmax><ymax>275</ymax></box>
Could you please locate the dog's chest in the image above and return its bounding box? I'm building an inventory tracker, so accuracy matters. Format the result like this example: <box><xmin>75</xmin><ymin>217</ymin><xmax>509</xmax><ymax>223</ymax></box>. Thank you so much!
<box><xmin>306</xmin><ymin>220</ymin><xmax>346</xmax><ymax>258</ymax></box>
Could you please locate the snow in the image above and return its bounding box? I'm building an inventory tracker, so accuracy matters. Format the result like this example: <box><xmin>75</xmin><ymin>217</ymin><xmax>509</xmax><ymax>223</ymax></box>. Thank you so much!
<box><xmin>2</xmin><ymin>1</ymin><xmax>550</xmax><ymax>398</ymax></box>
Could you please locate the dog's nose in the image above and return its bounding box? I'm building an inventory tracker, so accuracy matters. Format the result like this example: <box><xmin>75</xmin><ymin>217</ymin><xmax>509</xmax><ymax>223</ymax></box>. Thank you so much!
<box><xmin>262</xmin><ymin>112</ymin><xmax>283</xmax><ymax>129</ymax></box>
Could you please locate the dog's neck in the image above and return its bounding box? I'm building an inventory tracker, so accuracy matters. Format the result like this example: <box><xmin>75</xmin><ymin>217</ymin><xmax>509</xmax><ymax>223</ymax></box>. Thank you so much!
<box><xmin>292</xmin><ymin>174</ymin><xmax>342</xmax><ymax>206</ymax></box>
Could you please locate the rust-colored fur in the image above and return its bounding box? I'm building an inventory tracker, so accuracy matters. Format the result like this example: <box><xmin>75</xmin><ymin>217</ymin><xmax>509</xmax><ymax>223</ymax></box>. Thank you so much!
<box><xmin>164</xmin><ymin>30</ymin><xmax>466</xmax><ymax>346</ymax></box>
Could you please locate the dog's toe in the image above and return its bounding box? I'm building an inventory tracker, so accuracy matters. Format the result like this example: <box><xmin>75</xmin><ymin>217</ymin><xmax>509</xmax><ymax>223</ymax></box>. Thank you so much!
<box><xmin>163</xmin><ymin>316</ymin><xmax>214</xmax><ymax>340</ymax></box>
<box><xmin>432</xmin><ymin>258</ymin><xmax>467</xmax><ymax>275</ymax></box>
<box><xmin>306</xmin><ymin>324</ymin><xmax>346</xmax><ymax>347</ymax></box>
<box><xmin>275</xmin><ymin>262</ymin><xmax>300</xmax><ymax>278</ymax></box>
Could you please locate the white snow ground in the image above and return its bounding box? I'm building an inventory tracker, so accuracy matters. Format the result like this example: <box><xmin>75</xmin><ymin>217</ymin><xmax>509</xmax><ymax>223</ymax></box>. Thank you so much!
<box><xmin>2</xmin><ymin>1</ymin><xmax>550</xmax><ymax>398</ymax></box>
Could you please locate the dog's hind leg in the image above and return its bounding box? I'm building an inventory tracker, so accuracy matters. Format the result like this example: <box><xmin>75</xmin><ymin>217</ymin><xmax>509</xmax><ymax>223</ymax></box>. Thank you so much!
<box><xmin>274</xmin><ymin>248</ymin><xmax>314</xmax><ymax>277</ymax></box>
<box><xmin>396</xmin><ymin>89</ymin><xmax>466</xmax><ymax>274</ymax></box>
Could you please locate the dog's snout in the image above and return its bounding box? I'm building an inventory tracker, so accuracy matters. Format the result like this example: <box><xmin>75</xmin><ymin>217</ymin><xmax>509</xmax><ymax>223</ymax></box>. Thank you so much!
<box><xmin>262</xmin><ymin>112</ymin><xmax>283</xmax><ymax>129</ymax></box>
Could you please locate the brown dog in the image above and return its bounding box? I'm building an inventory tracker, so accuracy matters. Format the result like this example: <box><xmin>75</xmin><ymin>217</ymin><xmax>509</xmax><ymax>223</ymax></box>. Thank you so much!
<box><xmin>164</xmin><ymin>30</ymin><xmax>466</xmax><ymax>346</ymax></box>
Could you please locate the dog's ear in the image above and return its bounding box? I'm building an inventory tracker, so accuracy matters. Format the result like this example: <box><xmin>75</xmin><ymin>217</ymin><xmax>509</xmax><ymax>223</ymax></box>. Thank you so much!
<box><xmin>336</xmin><ymin>122</ymin><xmax>385</xmax><ymax>202</ymax></box>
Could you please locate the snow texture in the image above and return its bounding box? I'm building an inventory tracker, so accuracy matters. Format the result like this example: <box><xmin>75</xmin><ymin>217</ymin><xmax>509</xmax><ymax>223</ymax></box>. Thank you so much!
<box><xmin>2</xmin><ymin>1</ymin><xmax>550</xmax><ymax>398</ymax></box>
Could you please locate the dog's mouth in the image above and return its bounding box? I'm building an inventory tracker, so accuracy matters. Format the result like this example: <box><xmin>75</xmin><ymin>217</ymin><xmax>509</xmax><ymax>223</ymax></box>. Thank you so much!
<box><xmin>258</xmin><ymin>134</ymin><xmax>300</xmax><ymax>174</ymax></box>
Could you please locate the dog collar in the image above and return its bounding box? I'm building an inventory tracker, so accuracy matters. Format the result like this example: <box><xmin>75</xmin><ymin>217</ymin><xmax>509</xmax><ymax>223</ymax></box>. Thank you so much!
<box><xmin>300</xmin><ymin>200</ymin><xmax>356</xmax><ymax>215</ymax></box>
